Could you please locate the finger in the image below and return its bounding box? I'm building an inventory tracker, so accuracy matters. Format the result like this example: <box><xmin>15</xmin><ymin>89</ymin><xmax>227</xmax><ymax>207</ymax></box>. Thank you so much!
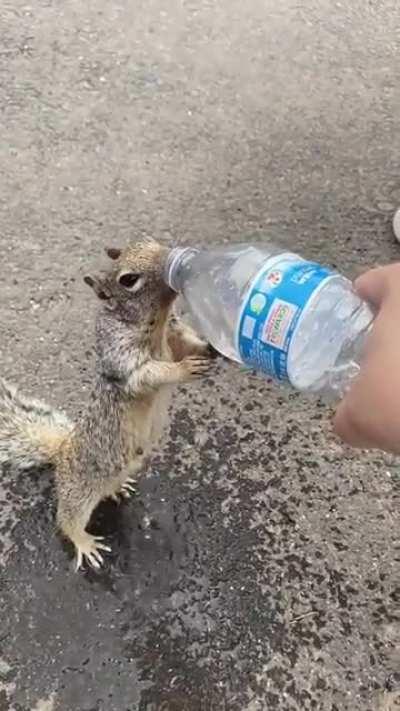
<box><xmin>353</xmin><ymin>267</ymin><xmax>388</xmax><ymax>308</ymax></box>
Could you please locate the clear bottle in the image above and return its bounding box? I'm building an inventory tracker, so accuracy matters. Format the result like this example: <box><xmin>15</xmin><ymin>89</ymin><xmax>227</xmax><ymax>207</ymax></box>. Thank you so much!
<box><xmin>165</xmin><ymin>242</ymin><xmax>374</xmax><ymax>398</ymax></box>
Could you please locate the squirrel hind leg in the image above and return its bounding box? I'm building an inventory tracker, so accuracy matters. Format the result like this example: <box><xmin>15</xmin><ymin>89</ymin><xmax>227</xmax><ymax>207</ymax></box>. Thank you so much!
<box><xmin>57</xmin><ymin>499</ymin><xmax>111</xmax><ymax>571</ymax></box>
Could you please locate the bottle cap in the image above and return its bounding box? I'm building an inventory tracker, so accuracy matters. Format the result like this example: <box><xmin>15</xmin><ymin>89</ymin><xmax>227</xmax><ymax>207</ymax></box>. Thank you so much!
<box><xmin>164</xmin><ymin>247</ymin><xmax>198</xmax><ymax>291</ymax></box>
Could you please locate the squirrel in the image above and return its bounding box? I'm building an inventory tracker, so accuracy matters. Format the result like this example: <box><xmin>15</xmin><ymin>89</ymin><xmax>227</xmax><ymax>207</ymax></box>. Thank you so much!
<box><xmin>0</xmin><ymin>238</ymin><xmax>215</xmax><ymax>570</ymax></box>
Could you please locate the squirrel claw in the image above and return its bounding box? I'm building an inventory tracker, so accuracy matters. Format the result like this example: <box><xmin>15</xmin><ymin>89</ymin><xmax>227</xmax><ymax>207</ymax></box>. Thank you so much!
<box><xmin>124</xmin><ymin>476</ymin><xmax>137</xmax><ymax>487</ymax></box>
<box><xmin>113</xmin><ymin>477</ymin><xmax>137</xmax><ymax>501</ymax></box>
<box><xmin>87</xmin><ymin>553</ymin><xmax>102</xmax><ymax>569</ymax></box>
<box><xmin>93</xmin><ymin>537</ymin><xmax>111</xmax><ymax>553</ymax></box>
<box><xmin>75</xmin><ymin>551</ymin><xmax>83</xmax><ymax>572</ymax></box>
<box><xmin>110</xmin><ymin>486</ymin><xmax>136</xmax><ymax>502</ymax></box>
<box><xmin>122</xmin><ymin>483</ymin><xmax>137</xmax><ymax>494</ymax></box>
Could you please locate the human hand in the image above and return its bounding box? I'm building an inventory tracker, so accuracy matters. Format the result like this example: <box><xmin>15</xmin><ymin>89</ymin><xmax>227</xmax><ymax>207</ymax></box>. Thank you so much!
<box><xmin>333</xmin><ymin>263</ymin><xmax>400</xmax><ymax>454</ymax></box>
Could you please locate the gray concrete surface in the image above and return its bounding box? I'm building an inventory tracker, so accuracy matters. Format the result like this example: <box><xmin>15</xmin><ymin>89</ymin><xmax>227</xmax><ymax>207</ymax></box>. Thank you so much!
<box><xmin>0</xmin><ymin>0</ymin><xmax>399</xmax><ymax>709</ymax></box>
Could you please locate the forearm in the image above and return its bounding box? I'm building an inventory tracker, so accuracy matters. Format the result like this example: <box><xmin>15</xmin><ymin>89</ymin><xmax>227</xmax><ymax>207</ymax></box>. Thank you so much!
<box><xmin>124</xmin><ymin>354</ymin><xmax>212</xmax><ymax>396</ymax></box>
<box><xmin>125</xmin><ymin>359</ymin><xmax>183</xmax><ymax>395</ymax></box>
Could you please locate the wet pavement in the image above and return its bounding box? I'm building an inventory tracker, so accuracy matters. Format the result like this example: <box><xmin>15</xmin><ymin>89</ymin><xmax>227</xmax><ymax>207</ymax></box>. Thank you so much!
<box><xmin>0</xmin><ymin>0</ymin><xmax>400</xmax><ymax>709</ymax></box>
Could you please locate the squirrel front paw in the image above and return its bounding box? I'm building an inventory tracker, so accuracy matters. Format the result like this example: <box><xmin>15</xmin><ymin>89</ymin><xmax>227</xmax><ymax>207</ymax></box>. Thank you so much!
<box><xmin>188</xmin><ymin>340</ymin><xmax>223</xmax><ymax>360</ymax></box>
<box><xmin>190</xmin><ymin>341</ymin><xmax>224</xmax><ymax>361</ymax></box>
<box><xmin>179</xmin><ymin>355</ymin><xmax>214</xmax><ymax>380</ymax></box>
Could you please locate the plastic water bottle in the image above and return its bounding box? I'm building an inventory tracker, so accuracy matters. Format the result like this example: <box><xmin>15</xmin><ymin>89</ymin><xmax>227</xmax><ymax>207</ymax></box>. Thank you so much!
<box><xmin>165</xmin><ymin>242</ymin><xmax>374</xmax><ymax>398</ymax></box>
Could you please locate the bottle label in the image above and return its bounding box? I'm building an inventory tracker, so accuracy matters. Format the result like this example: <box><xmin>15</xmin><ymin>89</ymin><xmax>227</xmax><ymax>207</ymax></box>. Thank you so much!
<box><xmin>237</xmin><ymin>253</ymin><xmax>335</xmax><ymax>383</ymax></box>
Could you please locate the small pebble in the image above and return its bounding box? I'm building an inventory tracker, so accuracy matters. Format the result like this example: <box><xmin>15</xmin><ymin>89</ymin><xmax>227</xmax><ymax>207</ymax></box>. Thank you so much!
<box><xmin>0</xmin><ymin>659</ymin><xmax>11</xmax><ymax>677</ymax></box>
<box><xmin>377</xmin><ymin>201</ymin><xmax>395</xmax><ymax>211</ymax></box>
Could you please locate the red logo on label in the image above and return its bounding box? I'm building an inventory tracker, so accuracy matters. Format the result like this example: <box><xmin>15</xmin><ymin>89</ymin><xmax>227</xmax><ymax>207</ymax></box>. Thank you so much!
<box><xmin>266</xmin><ymin>270</ymin><xmax>282</xmax><ymax>287</ymax></box>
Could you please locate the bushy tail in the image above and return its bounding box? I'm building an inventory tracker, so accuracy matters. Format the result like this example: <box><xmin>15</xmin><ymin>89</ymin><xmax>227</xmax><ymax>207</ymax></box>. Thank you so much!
<box><xmin>0</xmin><ymin>379</ymin><xmax>74</xmax><ymax>471</ymax></box>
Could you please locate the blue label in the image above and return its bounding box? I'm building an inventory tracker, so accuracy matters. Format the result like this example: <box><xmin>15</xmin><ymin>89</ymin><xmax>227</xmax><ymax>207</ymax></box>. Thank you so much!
<box><xmin>237</xmin><ymin>255</ymin><xmax>334</xmax><ymax>382</ymax></box>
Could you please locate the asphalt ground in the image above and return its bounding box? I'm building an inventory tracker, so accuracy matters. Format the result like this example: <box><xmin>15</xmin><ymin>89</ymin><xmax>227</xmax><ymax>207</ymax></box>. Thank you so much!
<box><xmin>0</xmin><ymin>1</ymin><xmax>399</xmax><ymax>709</ymax></box>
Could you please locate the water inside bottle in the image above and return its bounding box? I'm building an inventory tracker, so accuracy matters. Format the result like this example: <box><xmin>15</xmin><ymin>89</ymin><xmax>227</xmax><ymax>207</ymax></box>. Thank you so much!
<box><xmin>288</xmin><ymin>278</ymin><xmax>373</xmax><ymax>393</ymax></box>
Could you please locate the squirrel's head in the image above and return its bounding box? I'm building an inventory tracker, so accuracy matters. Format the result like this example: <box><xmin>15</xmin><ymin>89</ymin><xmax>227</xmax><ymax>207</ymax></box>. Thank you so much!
<box><xmin>84</xmin><ymin>238</ymin><xmax>175</xmax><ymax>321</ymax></box>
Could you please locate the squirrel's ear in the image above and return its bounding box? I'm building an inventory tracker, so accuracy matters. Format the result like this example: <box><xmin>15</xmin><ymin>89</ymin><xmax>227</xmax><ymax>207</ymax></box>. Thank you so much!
<box><xmin>105</xmin><ymin>247</ymin><xmax>122</xmax><ymax>260</ymax></box>
<box><xmin>83</xmin><ymin>274</ymin><xmax>111</xmax><ymax>301</ymax></box>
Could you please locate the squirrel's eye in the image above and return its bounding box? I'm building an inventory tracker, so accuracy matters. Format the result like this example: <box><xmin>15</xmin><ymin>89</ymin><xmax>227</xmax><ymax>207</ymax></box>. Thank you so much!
<box><xmin>118</xmin><ymin>272</ymin><xmax>142</xmax><ymax>290</ymax></box>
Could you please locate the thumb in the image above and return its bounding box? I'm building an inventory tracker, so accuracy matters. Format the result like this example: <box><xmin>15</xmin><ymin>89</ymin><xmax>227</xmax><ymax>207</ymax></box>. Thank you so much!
<box><xmin>333</xmin><ymin>398</ymin><xmax>373</xmax><ymax>449</ymax></box>
<box><xmin>353</xmin><ymin>267</ymin><xmax>388</xmax><ymax>309</ymax></box>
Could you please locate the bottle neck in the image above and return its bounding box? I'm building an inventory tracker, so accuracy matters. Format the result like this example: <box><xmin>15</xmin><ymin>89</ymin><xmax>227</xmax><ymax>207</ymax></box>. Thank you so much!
<box><xmin>164</xmin><ymin>247</ymin><xmax>199</xmax><ymax>292</ymax></box>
